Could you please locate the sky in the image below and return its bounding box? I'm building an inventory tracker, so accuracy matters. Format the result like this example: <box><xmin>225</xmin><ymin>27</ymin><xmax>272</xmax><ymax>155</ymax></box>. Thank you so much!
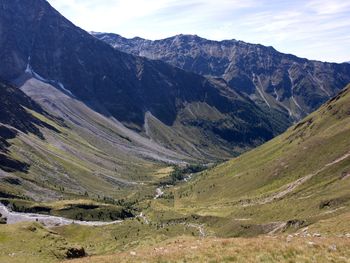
<box><xmin>47</xmin><ymin>0</ymin><xmax>350</xmax><ymax>63</ymax></box>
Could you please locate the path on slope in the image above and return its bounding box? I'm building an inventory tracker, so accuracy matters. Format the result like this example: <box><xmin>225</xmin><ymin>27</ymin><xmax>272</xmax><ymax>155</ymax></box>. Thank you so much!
<box><xmin>243</xmin><ymin>151</ymin><xmax>350</xmax><ymax>206</ymax></box>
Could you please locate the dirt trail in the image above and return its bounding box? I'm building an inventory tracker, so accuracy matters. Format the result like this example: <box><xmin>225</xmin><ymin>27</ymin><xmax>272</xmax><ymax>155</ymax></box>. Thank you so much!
<box><xmin>244</xmin><ymin>151</ymin><xmax>350</xmax><ymax>206</ymax></box>
<box><xmin>326</xmin><ymin>152</ymin><xmax>350</xmax><ymax>167</ymax></box>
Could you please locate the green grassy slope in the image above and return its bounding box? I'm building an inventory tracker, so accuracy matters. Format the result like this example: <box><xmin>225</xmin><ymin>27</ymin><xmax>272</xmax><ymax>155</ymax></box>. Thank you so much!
<box><xmin>157</xmin><ymin>84</ymin><xmax>350</xmax><ymax>236</ymax></box>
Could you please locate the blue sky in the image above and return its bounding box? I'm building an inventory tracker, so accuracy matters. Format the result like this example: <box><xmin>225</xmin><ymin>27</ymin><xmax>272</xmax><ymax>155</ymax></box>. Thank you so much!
<box><xmin>47</xmin><ymin>0</ymin><xmax>350</xmax><ymax>63</ymax></box>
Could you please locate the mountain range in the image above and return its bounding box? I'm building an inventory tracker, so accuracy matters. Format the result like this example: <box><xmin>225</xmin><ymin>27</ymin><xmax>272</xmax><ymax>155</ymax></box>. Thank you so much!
<box><xmin>0</xmin><ymin>0</ymin><xmax>289</xmax><ymax>164</ymax></box>
<box><xmin>0</xmin><ymin>0</ymin><xmax>291</xmax><ymax>201</ymax></box>
<box><xmin>93</xmin><ymin>33</ymin><xmax>350</xmax><ymax>121</ymax></box>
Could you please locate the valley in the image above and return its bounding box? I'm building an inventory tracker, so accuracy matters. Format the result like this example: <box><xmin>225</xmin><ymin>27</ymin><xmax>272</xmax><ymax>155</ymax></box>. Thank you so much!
<box><xmin>1</xmin><ymin>84</ymin><xmax>349</xmax><ymax>262</ymax></box>
<box><xmin>0</xmin><ymin>0</ymin><xmax>349</xmax><ymax>262</ymax></box>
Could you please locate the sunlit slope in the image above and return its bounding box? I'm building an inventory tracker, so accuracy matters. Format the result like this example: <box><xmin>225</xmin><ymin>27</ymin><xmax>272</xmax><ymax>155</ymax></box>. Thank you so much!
<box><xmin>173</xmin><ymin>84</ymin><xmax>350</xmax><ymax>229</ymax></box>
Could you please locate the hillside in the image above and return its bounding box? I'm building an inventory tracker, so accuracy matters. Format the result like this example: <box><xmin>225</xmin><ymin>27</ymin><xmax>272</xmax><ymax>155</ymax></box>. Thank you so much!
<box><xmin>0</xmin><ymin>80</ymin><xmax>59</xmax><ymax>176</ymax></box>
<box><xmin>0</xmin><ymin>0</ymin><xmax>288</xmax><ymax>162</ymax></box>
<box><xmin>94</xmin><ymin>33</ymin><xmax>350</xmax><ymax>121</ymax></box>
<box><xmin>164</xmin><ymin>84</ymin><xmax>350</xmax><ymax>236</ymax></box>
<box><xmin>0</xmin><ymin>77</ymin><xmax>188</xmax><ymax>202</ymax></box>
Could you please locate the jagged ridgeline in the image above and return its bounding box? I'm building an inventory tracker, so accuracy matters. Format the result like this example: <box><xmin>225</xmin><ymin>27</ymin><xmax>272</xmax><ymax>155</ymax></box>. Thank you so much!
<box><xmin>94</xmin><ymin>33</ymin><xmax>350</xmax><ymax>121</ymax></box>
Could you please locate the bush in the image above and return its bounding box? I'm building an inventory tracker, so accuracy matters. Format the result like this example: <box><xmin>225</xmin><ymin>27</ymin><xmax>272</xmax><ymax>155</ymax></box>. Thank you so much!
<box><xmin>168</xmin><ymin>164</ymin><xmax>207</xmax><ymax>184</ymax></box>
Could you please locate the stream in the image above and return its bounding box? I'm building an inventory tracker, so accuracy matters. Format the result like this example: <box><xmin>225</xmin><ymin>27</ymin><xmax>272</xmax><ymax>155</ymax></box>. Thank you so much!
<box><xmin>0</xmin><ymin>173</ymin><xmax>198</xmax><ymax>228</ymax></box>
<box><xmin>0</xmin><ymin>203</ymin><xmax>122</xmax><ymax>227</ymax></box>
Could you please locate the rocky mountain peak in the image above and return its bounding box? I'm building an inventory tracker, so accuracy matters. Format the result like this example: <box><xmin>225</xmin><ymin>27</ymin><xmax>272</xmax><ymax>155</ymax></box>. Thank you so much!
<box><xmin>95</xmin><ymin>32</ymin><xmax>350</xmax><ymax>121</ymax></box>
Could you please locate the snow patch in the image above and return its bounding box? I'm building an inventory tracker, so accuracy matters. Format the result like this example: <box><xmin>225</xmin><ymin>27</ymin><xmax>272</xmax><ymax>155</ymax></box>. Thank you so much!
<box><xmin>55</xmin><ymin>81</ymin><xmax>73</xmax><ymax>96</ymax></box>
<box><xmin>24</xmin><ymin>56</ymin><xmax>74</xmax><ymax>97</ymax></box>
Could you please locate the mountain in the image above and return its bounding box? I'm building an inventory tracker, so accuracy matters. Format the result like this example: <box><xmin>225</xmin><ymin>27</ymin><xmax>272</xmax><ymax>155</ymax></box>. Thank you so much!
<box><xmin>94</xmin><ymin>33</ymin><xmax>350</xmax><ymax>121</ymax></box>
<box><xmin>0</xmin><ymin>0</ymin><xmax>288</xmax><ymax>164</ymax></box>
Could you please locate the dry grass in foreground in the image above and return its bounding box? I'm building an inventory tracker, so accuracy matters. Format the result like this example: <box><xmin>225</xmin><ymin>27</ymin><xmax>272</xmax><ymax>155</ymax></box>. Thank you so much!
<box><xmin>66</xmin><ymin>235</ymin><xmax>350</xmax><ymax>263</ymax></box>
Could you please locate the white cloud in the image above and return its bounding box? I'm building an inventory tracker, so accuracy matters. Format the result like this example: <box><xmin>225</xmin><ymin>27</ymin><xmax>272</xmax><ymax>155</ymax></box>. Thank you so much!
<box><xmin>307</xmin><ymin>0</ymin><xmax>350</xmax><ymax>15</ymax></box>
<box><xmin>47</xmin><ymin>0</ymin><xmax>350</xmax><ymax>62</ymax></box>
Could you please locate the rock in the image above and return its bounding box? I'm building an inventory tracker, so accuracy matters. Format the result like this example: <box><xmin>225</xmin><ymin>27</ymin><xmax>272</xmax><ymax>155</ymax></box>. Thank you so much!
<box><xmin>130</xmin><ymin>251</ymin><xmax>136</xmax><ymax>256</ymax></box>
<box><xmin>328</xmin><ymin>244</ymin><xmax>337</xmax><ymax>251</ymax></box>
<box><xmin>285</xmin><ymin>219</ymin><xmax>306</xmax><ymax>229</ymax></box>
<box><xmin>0</xmin><ymin>213</ymin><xmax>7</xmax><ymax>224</ymax></box>
<box><xmin>65</xmin><ymin>247</ymin><xmax>86</xmax><ymax>259</ymax></box>
<box><xmin>313</xmin><ymin>233</ymin><xmax>322</xmax><ymax>237</ymax></box>
<box><xmin>0</xmin><ymin>217</ymin><xmax>7</xmax><ymax>224</ymax></box>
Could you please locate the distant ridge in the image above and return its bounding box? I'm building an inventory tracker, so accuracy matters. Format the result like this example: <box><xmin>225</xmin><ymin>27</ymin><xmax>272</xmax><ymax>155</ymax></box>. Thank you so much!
<box><xmin>94</xmin><ymin>32</ymin><xmax>350</xmax><ymax>122</ymax></box>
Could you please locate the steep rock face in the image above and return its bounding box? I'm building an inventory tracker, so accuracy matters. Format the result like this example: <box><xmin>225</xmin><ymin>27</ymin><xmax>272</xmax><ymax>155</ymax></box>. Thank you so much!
<box><xmin>0</xmin><ymin>0</ymin><xmax>287</xmax><ymax>159</ymax></box>
<box><xmin>94</xmin><ymin>33</ymin><xmax>350</xmax><ymax>120</ymax></box>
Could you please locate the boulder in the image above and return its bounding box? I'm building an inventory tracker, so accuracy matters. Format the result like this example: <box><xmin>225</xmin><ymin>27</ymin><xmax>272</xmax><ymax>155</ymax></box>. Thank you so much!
<box><xmin>0</xmin><ymin>213</ymin><xmax>7</xmax><ymax>224</ymax></box>
<box><xmin>66</xmin><ymin>246</ymin><xmax>86</xmax><ymax>259</ymax></box>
